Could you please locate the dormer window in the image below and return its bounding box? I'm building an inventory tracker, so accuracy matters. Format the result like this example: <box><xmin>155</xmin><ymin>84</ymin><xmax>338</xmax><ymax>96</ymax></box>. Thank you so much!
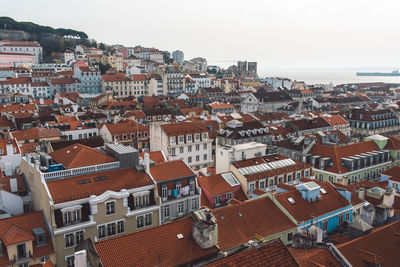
<box><xmin>64</xmin><ymin>212</ymin><xmax>71</xmax><ymax>225</ymax></box>
<box><xmin>178</xmin><ymin>136</ymin><xmax>184</xmax><ymax>143</ymax></box>
<box><xmin>170</xmin><ymin>137</ymin><xmax>176</xmax><ymax>144</ymax></box>
<box><xmin>195</xmin><ymin>134</ymin><xmax>200</xmax><ymax>141</ymax></box>
<box><xmin>187</xmin><ymin>135</ymin><xmax>192</xmax><ymax>142</ymax></box>
<box><xmin>33</xmin><ymin>227</ymin><xmax>46</xmax><ymax>247</ymax></box>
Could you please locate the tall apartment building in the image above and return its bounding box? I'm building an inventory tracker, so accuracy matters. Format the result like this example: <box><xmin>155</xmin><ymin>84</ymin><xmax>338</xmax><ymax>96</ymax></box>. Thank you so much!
<box><xmin>172</xmin><ymin>50</ymin><xmax>184</xmax><ymax>65</ymax></box>
<box><xmin>149</xmin><ymin>121</ymin><xmax>213</xmax><ymax>170</ymax></box>
<box><xmin>20</xmin><ymin>143</ymin><xmax>160</xmax><ymax>267</ymax></box>
<box><xmin>247</xmin><ymin>62</ymin><xmax>257</xmax><ymax>76</ymax></box>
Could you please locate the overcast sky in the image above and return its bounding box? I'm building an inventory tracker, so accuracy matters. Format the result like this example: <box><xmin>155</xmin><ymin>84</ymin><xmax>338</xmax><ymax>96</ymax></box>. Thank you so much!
<box><xmin>3</xmin><ymin>0</ymin><xmax>400</xmax><ymax>70</ymax></box>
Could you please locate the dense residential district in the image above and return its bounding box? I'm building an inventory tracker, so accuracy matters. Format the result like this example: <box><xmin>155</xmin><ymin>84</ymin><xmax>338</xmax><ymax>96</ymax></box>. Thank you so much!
<box><xmin>0</xmin><ymin>40</ymin><xmax>399</xmax><ymax>267</ymax></box>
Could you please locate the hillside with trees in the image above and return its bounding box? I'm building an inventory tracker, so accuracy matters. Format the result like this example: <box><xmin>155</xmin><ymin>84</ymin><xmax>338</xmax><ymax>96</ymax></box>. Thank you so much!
<box><xmin>0</xmin><ymin>17</ymin><xmax>96</xmax><ymax>61</ymax></box>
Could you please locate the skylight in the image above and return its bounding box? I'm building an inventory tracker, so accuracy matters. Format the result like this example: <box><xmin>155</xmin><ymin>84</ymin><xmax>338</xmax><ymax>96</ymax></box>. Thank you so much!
<box><xmin>287</xmin><ymin>197</ymin><xmax>296</xmax><ymax>204</ymax></box>
<box><xmin>320</xmin><ymin>188</ymin><xmax>327</xmax><ymax>194</ymax></box>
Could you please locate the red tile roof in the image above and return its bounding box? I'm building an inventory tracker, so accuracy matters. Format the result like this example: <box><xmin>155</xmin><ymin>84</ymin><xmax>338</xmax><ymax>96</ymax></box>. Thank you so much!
<box><xmin>49</xmin><ymin>143</ymin><xmax>117</xmax><ymax>169</ymax></box>
<box><xmin>160</xmin><ymin>121</ymin><xmax>208</xmax><ymax>137</ymax></box>
<box><xmin>12</xmin><ymin>128</ymin><xmax>60</xmax><ymax>141</ymax></box>
<box><xmin>212</xmin><ymin>196</ymin><xmax>297</xmax><ymax>251</ymax></box>
<box><xmin>309</xmin><ymin>141</ymin><xmax>379</xmax><ymax>174</ymax></box>
<box><xmin>139</xmin><ymin>151</ymin><xmax>166</xmax><ymax>165</ymax></box>
<box><xmin>274</xmin><ymin>182</ymin><xmax>351</xmax><ymax>223</ymax></box>
<box><xmin>198</xmin><ymin>174</ymin><xmax>235</xmax><ymax>196</ymax></box>
<box><xmin>0</xmin><ymin>211</ymin><xmax>55</xmax><ymax>266</ymax></box>
<box><xmin>102</xmin><ymin>121</ymin><xmax>148</xmax><ymax>136</ymax></box>
<box><xmin>150</xmin><ymin>160</ymin><xmax>195</xmax><ymax>182</ymax></box>
<box><xmin>46</xmin><ymin>168</ymin><xmax>153</xmax><ymax>204</ymax></box>
<box><xmin>205</xmin><ymin>238</ymin><xmax>299</xmax><ymax>267</ymax></box>
<box><xmin>94</xmin><ymin>217</ymin><xmax>219</xmax><ymax>267</ymax></box>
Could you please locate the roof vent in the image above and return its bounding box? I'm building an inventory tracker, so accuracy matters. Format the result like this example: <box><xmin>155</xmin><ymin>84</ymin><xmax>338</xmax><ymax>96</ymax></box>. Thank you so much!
<box><xmin>177</xmin><ymin>234</ymin><xmax>184</xmax><ymax>239</ymax></box>
<box><xmin>238</xmin><ymin>212</ymin><xmax>243</xmax><ymax>217</ymax></box>
<box><xmin>66</xmin><ymin>150</ymin><xmax>70</xmax><ymax>154</ymax></box>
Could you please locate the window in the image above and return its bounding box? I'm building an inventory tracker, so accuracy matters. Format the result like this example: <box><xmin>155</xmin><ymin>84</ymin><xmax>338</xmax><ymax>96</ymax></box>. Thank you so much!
<box><xmin>203</xmin><ymin>154</ymin><xmax>207</xmax><ymax>161</ymax></box>
<box><xmin>249</xmin><ymin>183</ymin><xmax>255</xmax><ymax>192</ymax></box>
<box><xmin>195</xmin><ymin>134</ymin><xmax>200</xmax><ymax>141</ymax></box>
<box><xmin>187</xmin><ymin>135</ymin><xmax>192</xmax><ymax>142</ymax></box>
<box><xmin>66</xmin><ymin>256</ymin><xmax>75</xmax><ymax>267</ymax></box>
<box><xmin>98</xmin><ymin>225</ymin><xmax>106</xmax><ymax>239</ymax></box>
<box><xmin>162</xmin><ymin>186</ymin><xmax>168</xmax><ymax>200</ymax></box>
<box><xmin>188</xmin><ymin>156</ymin><xmax>192</xmax><ymax>163</ymax></box>
<box><xmin>191</xmin><ymin>199</ymin><xmax>197</xmax><ymax>210</ymax></box>
<box><xmin>76</xmin><ymin>231</ymin><xmax>84</xmax><ymax>244</ymax></box>
<box><xmin>196</xmin><ymin>144</ymin><xmax>200</xmax><ymax>151</ymax></box>
<box><xmin>145</xmin><ymin>214</ymin><xmax>152</xmax><ymax>226</ymax></box>
<box><xmin>73</xmin><ymin>210</ymin><xmax>80</xmax><ymax>222</ymax></box>
<box><xmin>164</xmin><ymin>206</ymin><xmax>170</xmax><ymax>218</ymax></box>
<box><xmin>345</xmin><ymin>212</ymin><xmax>350</xmax><ymax>222</ymax></box>
<box><xmin>203</xmin><ymin>143</ymin><xmax>207</xmax><ymax>150</ymax></box>
<box><xmin>179</xmin><ymin>136</ymin><xmax>184</xmax><ymax>143</ymax></box>
<box><xmin>40</xmin><ymin>256</ymin><xmax>50</xmax><ymax>263</ymax></box>
<box><xmin>287</xmin><ymin>232</ymin><xmax>293</xmax><ymax>242</ymax></box>
<box><xmin>226</xmin><ymin>192</ymin><xmax>232</xmax><ymax>201</ymax></box>
<box><xmin>117</xmin><ymin>221</ymin><xmax>124</xmax><ymax>233</ymax></box>
<box><xmin>64</xmin><ymin>212</ymin><xmax>71</xmax><ymax>224</ymax></box>
<box><xmin>107</xmin><ymin>223</ymin><xmax>116</xmax><ymax>236</ymax></box>
<box><xmin>202</xmin><ymin>133</ymin><xmax>207</xmax><ymax>139</ymax></box>
<box><xmin>188</xmin><ymin>145</ymin><xmax>192</xmax><ymax>152</ymax></box>
<box><xmin>268</xmin><ymin>178</ymin><xmax>274</xmax><ymax>188</ymax></box>
<box><xmin>65</xmin><ymin>233</ymin><xmax>74</xmax><ymax>248</ymax></box>
<box><xmin>196</xmin><ymin>155</ymin><xmax>200</xmax><ymax>162</ymax></box>
<box><xmin>178</xmin><ymin>202</ymin><xmax>184</xmax><ymax>215</ymax></box>
<box><xmin>171</xmin><ymin>148</ymin><xmax>176</xmax><ymax>155</ymax></box>
<box><xmin>106</xmin><ymin>201</ymin><xmax>115</xmax><ymax>215</ymax></box>
<box><xmin>143</xmin><ymin>194</ymin><xmax>149</xmax><ymax>207</ymax></box>
<box><xmin>179</xmin><ymin>147</ymin><xmax>184</xmax><ymax>154</ymax></box>
<box><xmin>259</xmin><ymin>180</ymin><xmax>265</xmax><ymax>189</ymax></box>
<box><xmin>296</xmin><ymin>172</ymin><xmax>301</xmax><ymax>179</ymax></box>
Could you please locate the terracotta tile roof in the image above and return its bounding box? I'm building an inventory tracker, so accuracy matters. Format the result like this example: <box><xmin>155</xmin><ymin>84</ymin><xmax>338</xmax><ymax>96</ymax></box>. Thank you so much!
<box><xmin>56</xmin><ymin>115</ymin><xmax>78</xmax><ymax>123</ymax></box>
<box><xmin>51</xmin><ymin>77</ymin><xmax>80</xmax><ymax>84</ymax></box>
<box><xmin>0</xmin><ymin>138</ymin><xmax>20</xmax><ymax>155</ymax></box>
<box><xmin>0</xmin><ymin>174</ymin><xmax>27</xmax><ymax>195</ymax></box>
<box><xmin>20</xmin><ymin>142</ymin><xmax>40</xmax><ymax>154</ymax></box>
<box><xmin>46</xmin><ymin>167</ymin><xmax>153</xmax><ymax>204</ymax></box>
<box><xmin>49</xmin><ymin>136</ymin><xmax>104</xmax><ymax>151</ymax></box>
<box><xmin>0</xmin><ymin>115</ymin><xmax>14</xmax><ymax>129</ymax></box>
<box><xmin>150</xmin><ymin>160</ymin><xmax>195</xmax><ymax>182</ymax></box>
<box><xmin>309</xmin><ymin>141</ymin><xmax>379</xmax><ymax>174</ymax></box>
<box><xmin>139</xmin><ymin>151</ymin><xmax>166</xmax><ymax>165</ymax></box>
<box><xmin>205</xmin><ymin>238</ymin><xmax>299</xmax><ymax>267</ymax></box>
<box><xmin>209</xmin><ymin>102</ymin><xmax>234</xmax><ymax>109</ymax></box>
<box><xmin>123</xmin><ymin>110</ymin><xmax>146</xmax><ymax>119</ymax></box>
<box><xmin>102</xmin><ymin>121</ymin><xmax>148</xmax><ymax>135</ymax></box>
<box><xmin>12</xmin><ymin>128</ymin><xmax>60</xmax><ymax>142</ymax></box>
<box><xmin>275</xmin><ymin>182</ymin><xmax>351</xmax><ymax>223</ymax></box>
<box><xmin>212</xmin><ymin>197</ymin><xmax>297</xmax><ymax>251</ymax></box>
<box><xmin>292</xmin><ymin>247</ymin><xmax>341</xmax><ymax>267</ymax></box>
<box><xmin>49</xmin><ymin>143</ymin><xmax>116</xmax><ymax>169</ymax></box>
<box><xmin>321</xmin><ymin>114</ymin><xmax>349</xmax><ymax>126</ymax></box>
<box><xmin>102</xmin><ymin>73</ymin><xmax>131</xmax><ymax>82</ymax></box>
<box><xmin>0</xmin><ymin>103</ymin><xmax>37</xmax><ymax>113</ymax></box>
<box><xmin>94</xmin><ymin>217</ymin><xmax>219</xmax><ymax>267</ymax></box>
<box><xmin>334</xmin><ymin>221</ymin><xmax>400</xmax><ymax>266</ymax></box>
<box><xmin>160</xmin><ymin>121</ymin><xmax>207</xmax><ymax>137</ymax></box>
<box><xmin>0</xmin><ymin>211</ymin><xmax>54</xmax><ymax>266</ymax></box>
<box><xmin>2</xmin><ymin>225</ymin><xmax>34</xmax><ymax>246</ymax></box>
<box><xmin>381</xmin><ymin>166</ymin><xmax>400</xmax><ymax>182</ymax></box>
<box><xmin>385</xmin><ymin>136</ymin><xmax>400</xmax><ymax>150</ymax></box>
<box><xmin>198</xmin><ymin>174</ymin><xmax>235</xmax><ymax>196</ymax></box>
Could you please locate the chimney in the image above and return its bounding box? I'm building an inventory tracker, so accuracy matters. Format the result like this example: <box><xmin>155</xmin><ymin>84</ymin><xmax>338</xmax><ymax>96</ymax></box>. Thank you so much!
<box><xmin>74</xmin><ymin>250</ymin><xmax>88</xmax><ymax>267</ymax></box>
<box><xmin>6</xmin><ymin>141</ymin><xmax>13</xmax><ymax>155</ymax></box>
<box><xmin>192</xmin><ymin>209</ymin><xmax>218</xmax><ymax>249</ymax></box>
<box><xmin>10</xmin><ymin>177</ymin><xmax>17</xmax><ymax>193</ymax></box>
<box><xmin>358</xmin><ymin>188</ymin><xmax>365</xmax><ymax>201</ymax></box>
<box><xmin>143</xmin><ymin>153</ymin><xmax>150</xmax><ymax>174</ymax></box>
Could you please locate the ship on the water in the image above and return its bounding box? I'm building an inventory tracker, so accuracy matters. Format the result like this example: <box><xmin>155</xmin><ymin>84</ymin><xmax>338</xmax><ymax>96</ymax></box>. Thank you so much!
<box><xmin>356</xmin><ymin>70</ymin><xmax>400</xmax><ymax>76</ymax></box>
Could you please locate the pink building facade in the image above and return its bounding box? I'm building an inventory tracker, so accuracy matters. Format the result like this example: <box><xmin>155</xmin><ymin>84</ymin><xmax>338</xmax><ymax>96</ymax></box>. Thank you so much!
<box><xmin>0</xmin><ymin>52</ymin><xmax>37</xmax><ymax>67</ymax></box>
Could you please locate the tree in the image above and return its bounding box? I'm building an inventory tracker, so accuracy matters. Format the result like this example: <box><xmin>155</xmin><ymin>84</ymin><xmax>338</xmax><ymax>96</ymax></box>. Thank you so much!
<box><xmin>98</xmin><ymin>63</ymin><xmax>112</xmax><ymax>74</ymax></box>
<box><xmin>99</xmin><ymin>43</ymin><xmax>106</xmax><ymax>50</ymax></box>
